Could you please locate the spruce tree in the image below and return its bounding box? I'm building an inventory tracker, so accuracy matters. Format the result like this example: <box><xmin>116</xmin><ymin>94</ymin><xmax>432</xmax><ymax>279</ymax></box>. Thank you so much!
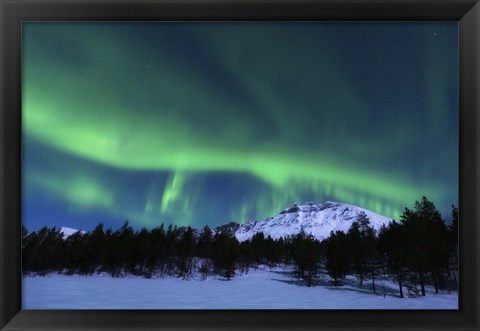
<box><xmin>400</xmin><ymin>196</ymin><xmax>449</xmax><ymax>296</ymax></box>
<box><xmin>378</xmin><ymin>221</ymin><xmax>408</xmax><ymax>298</ymax></box>
<box><xmin>325</xmin><ymin>231</ymin><xmax>349</xmax><ymax>286</ymax></box>
<box><xmin>291</xmin><ymin>230</ymin><xmax>321</xmax><ymax>287</ymax></box>
<box><xmin>177</xmin><ymin>227</ymin><xmax>196</xmax><ymax>279</ymax></box>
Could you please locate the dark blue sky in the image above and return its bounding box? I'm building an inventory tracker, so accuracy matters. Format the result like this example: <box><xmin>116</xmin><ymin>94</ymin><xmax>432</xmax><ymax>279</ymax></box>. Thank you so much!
<box><xmin>22</xmin><ymin>22</ymin><xmax>458</xmax><ymax>231</ymax></box>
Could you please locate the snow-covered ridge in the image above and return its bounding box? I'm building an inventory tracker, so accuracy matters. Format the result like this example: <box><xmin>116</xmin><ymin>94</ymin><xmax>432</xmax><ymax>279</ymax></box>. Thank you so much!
<box><xmin>233</xmin><ymin>201</ymin><xmax>393</xmax><ymax>242</ymax></box>
<box><xmin>59</xmin><ymin>201</ymin><xmax>393</xmax><ymax>242</ymax></box>
<box><xmin>59</xmin><ymin>226</ymin><xmax>86</xmax><ymax>239</ymax></box>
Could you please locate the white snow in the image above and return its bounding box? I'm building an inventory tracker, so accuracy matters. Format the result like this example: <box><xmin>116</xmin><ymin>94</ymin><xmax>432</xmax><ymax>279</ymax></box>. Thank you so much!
<box><xmin>59</xmin><ymin>226</ymin><xmax>86</xmax><ymax>239</ymax></box>
<box><xmin>34</xmin><ymin>202</ymin><xmax>456</xmax><ymax>309</ymax></box>
<box><xmin>57</xmin><ymin>201</ymin><xmax>391</xmax><ymax>242</ymax></box>
<box><xmin>235</xmin><ymin>201</ymin><xmax>393</xmax><ymax>242</ymax></box>
<box><xmin>23</xmin><ymin>268</ymin><xmax>457</xmax><ymax>309</ymax></box>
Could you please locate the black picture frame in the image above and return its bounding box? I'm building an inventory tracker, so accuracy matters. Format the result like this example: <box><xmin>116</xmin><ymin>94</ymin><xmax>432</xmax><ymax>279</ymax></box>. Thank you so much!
<box><xmin>1</xmin><ymin>0</ymin><xmax>479</xmax><ymax>330</ymax></box>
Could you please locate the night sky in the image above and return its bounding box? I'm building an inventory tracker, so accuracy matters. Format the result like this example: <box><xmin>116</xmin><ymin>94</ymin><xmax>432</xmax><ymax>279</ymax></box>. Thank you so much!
<box><xmin>22</xmin><ymin>22</ymin><xmax>458</xmax><ymax>232</ymax></box>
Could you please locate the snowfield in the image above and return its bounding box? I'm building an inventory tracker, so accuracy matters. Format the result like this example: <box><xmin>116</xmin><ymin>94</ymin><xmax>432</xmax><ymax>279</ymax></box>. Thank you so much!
<box><xmin>23</xmin><ymin>268</ymin><xmax>457</xmax><ymax>309</ymax></box>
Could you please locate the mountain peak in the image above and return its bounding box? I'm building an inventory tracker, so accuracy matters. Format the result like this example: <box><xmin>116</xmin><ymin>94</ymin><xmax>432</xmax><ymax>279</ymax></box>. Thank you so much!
<box><xmin>59</xmin><ymin>226</ymin><xmax>85</xmax><ymax>239</ymax></box>
<box><xmin>234</xmin><ymin>201</ymin><xmax>392</xmax><ymax>242</ymax></box>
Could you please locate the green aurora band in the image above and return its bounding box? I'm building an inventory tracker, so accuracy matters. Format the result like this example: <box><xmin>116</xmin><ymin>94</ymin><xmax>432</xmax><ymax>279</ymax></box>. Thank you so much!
<box><xmin>22</xmin><ymin>23</ymin><xmax>458</xmax><ymax>229</ymax></box>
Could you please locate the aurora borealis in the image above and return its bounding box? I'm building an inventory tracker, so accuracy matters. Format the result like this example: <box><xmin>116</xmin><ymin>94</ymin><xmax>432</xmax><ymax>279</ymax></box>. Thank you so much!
<box><xmin>22</xmin><ymin>22</ymin><xmax>458</xmax><ymax>231</ymax></box>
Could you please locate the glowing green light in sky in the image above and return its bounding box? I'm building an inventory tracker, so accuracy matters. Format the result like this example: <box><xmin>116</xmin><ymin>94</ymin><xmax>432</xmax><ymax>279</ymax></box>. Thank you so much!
<box><xmin>22</xmin><ymin>22</ymin><xmax>458</xmax><ymax>229</ymax></box>
<box><xmin>27</xmin><ymin>171</ymin><xmax>115</xmax><ymax>210</ymax></box>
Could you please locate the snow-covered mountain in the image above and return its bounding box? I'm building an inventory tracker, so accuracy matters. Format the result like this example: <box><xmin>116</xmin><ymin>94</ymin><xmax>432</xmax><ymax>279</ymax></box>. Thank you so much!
<box><xmin>59</xmin><ymin>201</ymin><xmax>393</xmax><ymax>242</ymax></box>
<box><xmin>59</xmin><ymin>226</ymin><xmax>86</xmax><ymax>239</ymax></box>
<box><xmin>232</xmin><ymin>201</ymin><xmax>393</xmax><ymax>242</ymax></box>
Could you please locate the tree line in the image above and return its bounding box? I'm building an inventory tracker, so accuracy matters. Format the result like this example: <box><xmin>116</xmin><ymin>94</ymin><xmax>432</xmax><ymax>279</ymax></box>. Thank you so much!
<box><xmin>323</xmin><ymin>197</ymin><xmax>458</xmax><ymax>298</ymax></box>
<box><xmin>22</xmin><ymin>196</ymin><xmax>458</xmax><ymax>298</ymax></box>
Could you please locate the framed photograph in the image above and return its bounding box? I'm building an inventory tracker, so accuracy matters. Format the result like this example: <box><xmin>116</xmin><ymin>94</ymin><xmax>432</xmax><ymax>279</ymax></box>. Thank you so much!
<box><xmin>1</xmin><ymin>0</ymin><xmax>479</xmax><ymax>330</ymax></box>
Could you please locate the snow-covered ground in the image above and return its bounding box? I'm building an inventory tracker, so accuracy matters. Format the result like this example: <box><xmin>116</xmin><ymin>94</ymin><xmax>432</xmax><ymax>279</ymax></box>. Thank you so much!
<box><xmin>23</xmin><ymin>268</ymin><xmax>457</xmax><ymax>309</ymax></box>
